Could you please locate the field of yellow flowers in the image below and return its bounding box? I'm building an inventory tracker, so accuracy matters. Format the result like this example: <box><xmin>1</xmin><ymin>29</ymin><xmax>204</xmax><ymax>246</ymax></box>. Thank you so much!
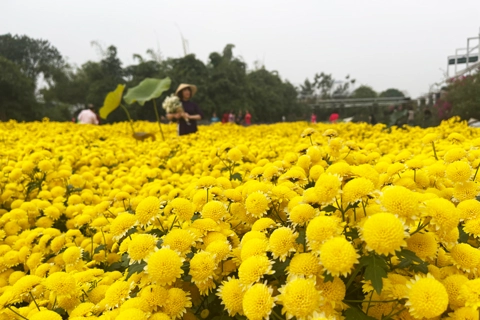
<box><xmin>1</xmin><ymin>118</ymin><xmax>480</xmax><ymax>320</ymax></box>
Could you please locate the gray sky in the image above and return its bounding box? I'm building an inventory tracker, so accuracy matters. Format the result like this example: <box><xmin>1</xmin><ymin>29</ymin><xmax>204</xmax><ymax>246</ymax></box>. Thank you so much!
<box><xmin>3</xmin><ymin>0</ymin><xmax>480</xmax><ymax>97</ymax></box>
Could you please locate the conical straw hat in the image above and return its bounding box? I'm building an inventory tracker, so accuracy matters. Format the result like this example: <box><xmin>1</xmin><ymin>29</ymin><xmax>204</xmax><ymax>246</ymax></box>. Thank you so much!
<box><xmin>175</xmin><ymin>83</ymin><xmax>197</xmax><ymax>98</ymax></box>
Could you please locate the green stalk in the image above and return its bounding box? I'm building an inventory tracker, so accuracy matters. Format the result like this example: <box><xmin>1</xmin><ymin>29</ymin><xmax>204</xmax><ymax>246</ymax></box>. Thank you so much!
<box><xmin>152</xmin><ymin>100</ymin><xmax>165</xmax><ymax>141</ymax></box>
<box><xmin>120</xmin><ymin>104</ymin><xmax>135</xmax><ymax>135</ymax></box>
<box><xmin>431</xmin><ymin>141</ymin><xmax>438</xmax><ymax>160</ymax></box>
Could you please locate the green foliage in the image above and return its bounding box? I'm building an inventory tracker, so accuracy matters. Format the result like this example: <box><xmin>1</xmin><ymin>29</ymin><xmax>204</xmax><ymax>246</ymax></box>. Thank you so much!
<box><xmin>446</xmin><ymin>73</ymin><xmax>480</xmax><ymax>120</ymax></box>
<box><xmin>351</xmin><ymin>85</ymin><xmax>377</xmax><ymax>99</ymax></box>
<box><xmin>123</xmin><ymin>77</ymin><xmax>171</xmax><ymax>106</ymax></box>
<box><xmin>361</xmin><ymin>254</ymin><xmax>388</xmax><ymax>294</ymax></box>
<box><xmin>0</xmin><ymin>56</ymin><xmax>37</xmax><ymax>121</ymax></box>
<box><xmin>344</xmin><ymin>307</ymin><xmax>376</xmax><ymax>320</ymax></box>
<box><xmin>99</xmin><ymin>84</ymin><xmax>126</xmax><ymax>119</ymax></box>
<box><xmin>379</xmin><ymin>88</ymin><xmax>404</xmax><ymax>98</ymax></box>
<box><xmin>0</xmin><ymin>33</ymin><xmax>65</xmax><ymax>88</ymax></box>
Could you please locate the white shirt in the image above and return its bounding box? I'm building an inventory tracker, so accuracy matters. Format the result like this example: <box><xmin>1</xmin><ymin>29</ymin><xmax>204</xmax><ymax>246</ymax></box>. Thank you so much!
<box><xmin>77</xmin><ymin>109</ymin><xmax>99</xmax><ymax>125</ymax></box>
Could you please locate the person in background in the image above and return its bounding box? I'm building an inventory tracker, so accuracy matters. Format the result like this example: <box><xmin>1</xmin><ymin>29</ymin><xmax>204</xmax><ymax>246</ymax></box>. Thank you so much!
<box><xmin>310</xmin><ymin>113</ymin><xmax>317</xmax><ymax>124</ymax></box>
<box><xmin>77</xmin><ymin>104</ymin><xmax>99</xmax><ymax>125</ymax></box>
<box><xmin>368</xmin><ymin>114</ymin><xmax>377</xmax><ymax>125</ymax></box>
<box><xmin>244</xmin><ymin>111</ymin><xmax>252</xmax><ymax>126</ymax></box>
<box><xmin>167</xmin><ymin>83</ymin><xmax>203</xmax><ymax>136</ymax></box>
<box><xmin>221</xmin><ymin>112</ymin><xmax>229</xmax><ymax>123</ymax></box>
<box><xmin>236</xmin><ymin>110</ymin><xmax>243</xmax><ymax>125</ymax></box>
<box><xmin>329</xmin><ymin>112</ymin><xmax>339</xmax><ymax>123</ymax></box>
<box><xmin>211</xmin><ymin>112</ymin><xmax>220</xmax><ymax>123</ymax></box>
<box><xmin>228</xmin><ymin>110</ymin><xmax>236</xmax><ymax>123</ymax></box>
<box><xmin>407</xmin><ymin>107</ymin><xmax>415</xmax><ymax>126</ymax></box>
<box><xmin>282</xmin><ymin>115</ymin><xmax>286</xmax><ymax>122</ymax></box>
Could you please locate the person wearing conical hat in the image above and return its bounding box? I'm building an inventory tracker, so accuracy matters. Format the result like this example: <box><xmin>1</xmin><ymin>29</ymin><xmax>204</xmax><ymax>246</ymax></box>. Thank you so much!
<box><xmin>167</xmin><ymin>83</ymin><xmax>204</xmax><ymax>136</ymax></box>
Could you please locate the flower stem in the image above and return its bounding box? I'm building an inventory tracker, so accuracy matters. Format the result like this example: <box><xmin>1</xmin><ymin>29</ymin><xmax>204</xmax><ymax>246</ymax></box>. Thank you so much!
<box><xmin>120</xmin><ymin>104</ymin><xmax>135</xmax><ymax>135</ymax></box>
<box><xmin>7</xmin><ymin>307</ymin><xmax>28</xmax><ymax>320</ymax></box>
<box><xmin>431</xmin><ymin>141</ymin><xmax>438</xmax><ymax>160</ymax></box>
<box><xmin>473</xmin><ymin>164</ymin><xmax>480</xmax><ymax>181</ymax></box>
<box><xmin>29</xmin><ymin>292</ymin><xmax>40</xmax><ymax>311</ymax></box>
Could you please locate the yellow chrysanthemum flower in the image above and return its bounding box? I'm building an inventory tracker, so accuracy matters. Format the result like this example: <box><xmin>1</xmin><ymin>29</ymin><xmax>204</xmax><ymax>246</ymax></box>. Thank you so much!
<box><xmin>423</xmin><ymin>198</ymin><xmax>460</xmax><ymax>233</ymax></box>
<box><xmin>29</xmin><ymin>310</ymin><xmax>63</xmax><ymax>320</ymax></box>
<box><xmin>459</xmin><ymin>278</ymin><xmax>480</xmax><ymax>309</ymax></box>
<box><xmin>361</xmin><ymin>212</ymin><xmax>407</xmax><ymax>255</ymax></box>
<box><xmin>268</xmin><ymin>227</ymin><xmax>297</xmax><ymax>261</ymax></box>
<box><xmin>242</xmin><ymin>283</ymin><xmax>275</xmax><ymax>320</ymax></box>
<box><xmin>201</xmin><ymin>200</ymin><xmax>227</xmax><ymax>221</ymax></box>
<box><xmin>458</xmin><ymin>199</ymin><xmax>480</xmax><ymax>220</ymax></box>
<box><xmin>103</xmin><ymin>280</ymin><xmax>132</xmax><ymax>310</ymax></box>
<box><xmin>163</xmin><ymin>288</ymin><xmax>192</xmax><ymax>319</ymax></box>
<box><xmin>381</xmin><ymin>186</ymin><xmax>419</xmax><ymax>222</ymax></box>
<box><xmin>135</xmin><ymin>196</ymin><xmax>160</xmax><ymax>227</ymax></box>
<box><xmin>450</xmin><ymin>243</ymin><xmax>480</xmax><ymax>273</ymax></box>
<box><xmin>442</xmin><ymin>274</ymin><xmax>469</xmax><ymax>309</ymax></box>
<box><xmin>406</xmin><ymin>232</ymin><xmax>437</xmax><ymax>260</ymax></box>
<box><xmin>405</xmin><ymin>274</ymin><xmax>448</xmax><ymax>319</ymax></box>
<box><xmin>217</xmin><ymin>277</ymin><xmax>245</xmax><ymax>316</ymax></box>
<box><xmin>289</xmin><ymin>203</ymin><xmax>317</xmax><ymax>226</ymax></box>
<box><xmin>447</xmin><ymin>307</ymin><xmax>479</xmax><ymax>320</ymax></box>
<box><xmin>245</xmin><ymin>191</ymin><xmax>270</xmax><ymax>218</ymax></box>
<box><xmin>146</xmin><ymin>247</ymin><xmax>184</xmax><ymax>285</ymax></box>
<box><xmin>341</xmin><ymin>177</ymin><xmax>375</xmax><ymax>204</ymax></box>
<box><xmin>306</xmin><ymin>215</ymin><xmax>343</xmax><ymax>251</ymax></box>
<box><xmin>316</xmin><ymin>276</ymin><xmax>346</xmax><ymax>307</ymax></box>
<box><xmin>127</xmin><ymin>234</ymin><xmax>158</xmax><ymax>263</ymax></box>
<box><xmin>277</xmin><ymin>277</ymin><xmax>321</xmax><ymax>320</ymax></box>
<box><xmin>238</xmin><ymin>255</ymin><xmax>274</xmax><ymax>287</ymax></box>
<box><xmin>115</xmin><ymin>308</ymin><xmax>147</xmax><ymax>320</ymax></box>
<box><xmin>62</xmin><ymin>246</ymin><xmax>83</xmax><ymax>266</ymax></box>
<box><xmin>110</xmin><ymin>213</ymin><xmax>137</xmax><ymax>241</ymax></box>
<box><xmin>314</xmin><ymin>174</ymin><xmax>342</xmax><ymax>205</ymax></box>
<box><xmin>320</xmin><ymin>237</ymin><xmax>359</xmax><ymax>277</ymax></box>
<box><xmin>170</xmin><ymin>198</ymin><xmax>194</xmax><ymax>221</ymax></box>
<box><xmin>240</xmin><ymin>237</ymin><xmax>269</xmax><ymax>261</ymax></box>
<box><xmin>162</xmin><ymin>229</ymin><xmax>196</xmax><ymax>256</ymax></box>
<box><xmin>446</xmin><ymin>161</ymin><xmax>473</xmax><ymax>183</ymax></box>
<box><xmin>190</xmin><ymin>251</ymin><xmax>217</xmax><ymax>284</ymax></box>
<box><xmin>287</xmin><ymin>253</ymin><xmax>321</xmax><ymax>279</ymax></box>
<box><xmin>139</xmin><ymin>285</ymin><xmax>168</xmax><ymax>311</ymax></box>
<box><xmin>44</xmin><ymin>272</ymin><xmax>77</xmax><ymax>297</ymax></box>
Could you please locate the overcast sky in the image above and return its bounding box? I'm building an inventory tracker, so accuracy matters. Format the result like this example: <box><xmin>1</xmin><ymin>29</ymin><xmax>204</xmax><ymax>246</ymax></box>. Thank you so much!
<box><xmin>2</xmin><ymin>0</ymin><xmax>480</xmax><ymax>97</ymax></box>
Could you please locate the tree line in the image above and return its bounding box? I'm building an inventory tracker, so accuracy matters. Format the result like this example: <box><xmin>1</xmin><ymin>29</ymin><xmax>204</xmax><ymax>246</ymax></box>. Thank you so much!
<box><xmin>9</xmin><ymin>33</ymin><xmax>468</xmax><ymax>125</ymax></box>
<box><xmin>0</xmin><ymin>34</ymin><xmax>308</xmax><ymax>123</ymax></box>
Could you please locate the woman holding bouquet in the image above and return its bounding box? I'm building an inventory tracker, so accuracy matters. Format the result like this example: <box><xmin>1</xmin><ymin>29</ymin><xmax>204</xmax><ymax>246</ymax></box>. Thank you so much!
<box><xmin>167</xmin><ymin>83</ymin><xmax>203</xmax><ymax>136</ymax></box>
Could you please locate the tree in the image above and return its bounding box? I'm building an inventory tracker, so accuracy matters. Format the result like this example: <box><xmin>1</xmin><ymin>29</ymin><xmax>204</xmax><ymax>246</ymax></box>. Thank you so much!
<box><xmin>379</xmin><ymin>88</ymin><xmax>404</xmax><ymax>98</ymax></box>
<box><xmin>351</xmin><ymin>85</ymin><xmax>377</xmax><ymax>99</ymax></box>
<box><xmin>0</xmin><ymin>56</ymin><xmax>37</xmax><ymax>121</ymax></box>
<box><xmin>445</xmin><ymin>73</ymin><xmax>480</xmax><ymax>120</ymax></box>
<box><xmin>0</xmin><ymin>34</ymin><xmax>65</xmax><ymax>89</ymax></box>
<box><xmin>246</xmin><ymin>68</ymin><xmax>303</xmax><ymax>122</ymax></box>
<box><xmin>299</xmin><ymin>78</ymin><xmax>315</xmax><ymax>97</ymax></box>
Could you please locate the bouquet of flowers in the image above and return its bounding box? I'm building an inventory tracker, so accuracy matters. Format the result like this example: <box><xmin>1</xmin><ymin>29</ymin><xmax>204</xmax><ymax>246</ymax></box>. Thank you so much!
<box><xmin>162</xmin><ymin>94</ymin><xmax>189</xmax><ymax>124</ymax></box>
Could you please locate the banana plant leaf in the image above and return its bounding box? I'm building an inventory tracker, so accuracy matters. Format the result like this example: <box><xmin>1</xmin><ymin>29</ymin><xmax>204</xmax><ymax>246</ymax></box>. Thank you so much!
<box><xmin>99</xmin><ymin>84</ymin><xmax>126</xmax><ymax>119</ymax></box>
<box><xmin>123</xmin><ymin>77</ymin><xmax>171</xmax><ymax>106</ymax></box>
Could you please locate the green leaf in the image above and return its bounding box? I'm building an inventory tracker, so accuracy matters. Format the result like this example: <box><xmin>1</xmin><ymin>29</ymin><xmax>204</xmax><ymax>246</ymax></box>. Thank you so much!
<box><xmin>94</xmin><ymin>244</ymin><xmax>106</xmax><ymax>255</ymax></box>
<box><xmin>120</xmin><ymin>253</ymin><xmax>130</xmax><ymax>268</ymax></box>
<box><xmin>363</xmin><ymin>254</ymin><xmax>388</xmax><ymax>294</ymax></box>
<box><xmin>156</xmin><ymin>239</ymin><xmax>163</xmax><ymax>249</ymax></box>
<box><xmin>344</xmin><ymin>227</ymin><xmax>360</xmax><ymax>240</ymax></box>
<box><xmin>344</xmin><ymin>307</ymin><xmax>376</xmax><ymax>320</ymax></box>
<box><xmin>230</xmin><ymin>172</ymin><xmax>243</xmax><ymax>182</ymax></box>
<box><xmin>395</xmin><ymin>248</ymin><xmax>428</xmax><ymax>274</ymax></box>
<box><xmin>459</xmin><ymin>224</ymin><xmax>469</xmax><ymax>243</ymax></box>
<box><xmin>99</xmin><ymin>84</ymin><xmax>125</xmax><ymax>119</ymax></box>
<box><xmin>126</xmin><ymin>261</ymin><xmax>147</xmax><ymax>280</ymax></box>
<box><xmin>323</xmin><ymin>271</ymin><xmax>334</xmax><ymax>282</ymax></box>
<box><xmin>123</xmin><ymin>77</ymin><xmax>171</xmax><ymax>106</ymax></box>
<box><xmin>322</xmin><ymin>204</ymin><xmax>337</xmax><ymax>213</ymax></box>
<box><xmin>272</xmin><ymin>258</ymin><xmax>290</xmax><ymax>277</ymax></box>
<box><xmin>295</xmin><ymin>229</ymin><xmax>306</xmax><ymax>245</ymax></box>
<box><xmin>147</xmin><ymin>228</ymin><xmax>165</xmax><ymax>238</ymax></box>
